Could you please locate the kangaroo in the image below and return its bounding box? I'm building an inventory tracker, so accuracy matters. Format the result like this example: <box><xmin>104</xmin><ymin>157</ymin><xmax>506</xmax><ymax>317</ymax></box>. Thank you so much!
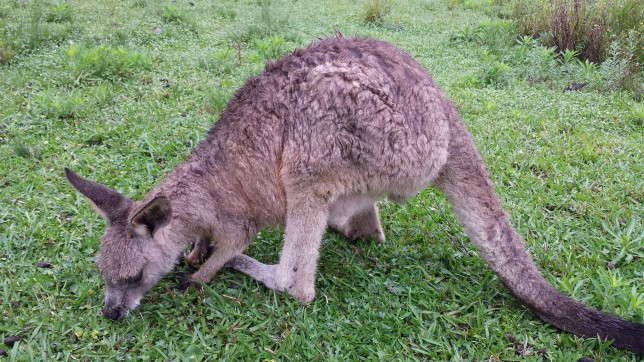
<box><xmin>65</xmin><ymin>35</ymin><xmax>643</xmax><ymax>353</ymax></box>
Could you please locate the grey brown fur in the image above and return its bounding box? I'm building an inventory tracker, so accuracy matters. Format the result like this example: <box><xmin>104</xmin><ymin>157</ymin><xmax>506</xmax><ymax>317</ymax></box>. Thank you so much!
<box><xmin>65</xmin><ymin>35</ymin><xmax>643</xmax><ymax>353</ymax></box>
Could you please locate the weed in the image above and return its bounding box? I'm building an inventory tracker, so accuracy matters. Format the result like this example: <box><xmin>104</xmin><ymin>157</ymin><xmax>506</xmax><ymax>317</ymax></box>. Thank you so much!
<box><xmin>362</xmin><ymin>0</ymin><xmax>395</xmax><ymax>24</ymax></box>
<box><xmin>132</xmin><ymin>0</ymin><xmax>149</xmax><ymax>9</ymax></box>
<box><xmin>203</xmin><ymin>83</ymin><xmax>234</xmax><ymax>114</ymax></box>
<box><xmin>451</xmin><ymin>25</ymin><xmax>482</xmax><ymax>43</ymax></box>
<box><xmin>87</xmin><ymin>84</ymin><xmax>115</xmax><ymax>108</ymax></box>
<box><xmin>231</xmin><ymin>0</ymin><xmax>299</xmax><ymax>47</ymax></box>
<box><xmin>198</xmin><ymin>47</ymin><xmax>236</xmax><ymax>75</ymax></box>
<box><xmin>508</xmin><ymin>0</ymin><xmax>551</xmax><ymax>39</ymax></box>
<box><xmin>601</xmin><ymin>216</ymin><xmax>644</xmax><ymax>268</ymax></box>
<box><xmin>625</xmin><ymin>103</ymin><xmax>643</xmax><ymax>127</ymax></box>
<box><xmin>12</xmin><ymin>142</ymin><xmax>41</xmax><ymax>159</ymax></box>
<box><xmin>25</xmin><ymin>0</ymin><xmax>49</xmax><ymax>50</ymax></box>
<box><xmin>455</xmin><ymin>73</ymin><xmax>481</xmax><ymax>88</ymax></box>
<box><xmin>214</xmin><ymin>6</ymin><xmax>236</xmax><ymax>20</ymax></box>
<box><xmin>252</xmin><ymin>35</ymin><xmax>287</xmax><ymax>61</ymax></box>
<box><xmin>599</xmin><ymin>34</ymin><xmax>642</xmax><ymax>96</ymax></box>
<box><xmin>232</xmin><ymin>24</ymin><xmax>264</xmax><ymax>44</ymax></box>
<box><xmin>0</xmin><ymin>41</ymin><xmax>17</xmax><ymax>64</ymax></box>
<box><xmin>605</xmin><ymin>0</ymin><xmax>641</xmax><ymax>43</ymax></box>
<box><xmin>560</xmin><ymin>48</ymin><xmax>579</xmax><ymax>65</ymax></box>
<box><xmin>600</xmin><ymin>44</ymin><xmax>628</xmax><ymax>92</ymax></box>
<box><xmin>479</xmin><ymin>19</ymin><xmax>515</xmax><ymax>52</ymax></box>
<box><xmin>257</xmin><ymin>0</ymin><xmax>278</xmax><ymax>31</ymax></box>
<box><xmin>452</xmin><ymin>19</ymin><xmax>515</xmax><ymax>52</ymax></box>
<box><xmin>525</xmin><ymin>44</ymin><xmax>559</xmax><ymax>81</ymax></box>
<box><xmin>557</xmin><ymin>48</ymin><xmax>580</xmax><ymax>78</ymax></box>
<box><xmin>257</xmin><ymin>0</ymin><xmax>292</xmax><ymax>35</ymax></box>
<box><xmin>161</xmin><ymin>6</ymin><xmax>186</xmax><ymax>24</ymax></box>
<box><xmin>448</xmin><ymin>0</ymin><xmax>486</xmax><ymax>11</ymax></box>
<box><xmin>30</xmin><ymin>89</ymin><xmax>85</xmax><ymax>120</ymax></box>
<box><xmin>575</xmin><ymin>58</ymin><xmax>599</xmax><ymax>82</ymax></box>
<box><xmin>477</xmin><ymin>50</ymin><xmax>513</xmax><ymax>86</ymax></box>
<box><xmin>550</xmin><ymin>0</ymin><xmax>582</xmax><ymax>56</ymax></box>
<box><xmin>511</xmin><ymin>35</ymin><xmax>537</xmax><ymax>60</ymax></box>
<box><xmin>581</xmin><ymin>14</ymin><xmax>605</xmax><ymax>63</ymax></box>
<box><xmin>46</xmin><ymin>3</ymin><xmax>73</xmax><ymax>23</ymax></box>
<box><xmin>62</xmin><ymin>44</ymin><xmax>152</xmax><ymax>83</ymax></box>
<box><xmin>230</xmin><ymin>0</ymin><xmax>295</xmax><ymax>43</ymax></box>
<box><xmin>86</xmin><ymin>132</ymin><xmax>106</xmax><ymax>146</ymax></box>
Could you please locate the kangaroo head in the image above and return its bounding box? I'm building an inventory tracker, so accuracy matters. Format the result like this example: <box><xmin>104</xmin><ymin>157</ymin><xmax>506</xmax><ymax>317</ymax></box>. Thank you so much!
<box><xmin>64</xmin><ymin>168</ymin><xmax>173</xmax><ymax>321</ymax></box>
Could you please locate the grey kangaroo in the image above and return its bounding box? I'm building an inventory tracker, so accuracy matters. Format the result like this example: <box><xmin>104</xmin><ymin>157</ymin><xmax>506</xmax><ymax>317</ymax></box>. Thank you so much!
<box><xmin>65</xmin><ymin>35</ymin><xmax>643</xmax><ymax>353</ymax></box>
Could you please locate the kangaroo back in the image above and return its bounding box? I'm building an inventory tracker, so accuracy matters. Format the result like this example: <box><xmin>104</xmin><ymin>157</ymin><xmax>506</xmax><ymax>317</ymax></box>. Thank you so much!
<box><xmin>433</xmin><ymin>117</ymin><xmax>644</xmax><ymax>353</ymax></box>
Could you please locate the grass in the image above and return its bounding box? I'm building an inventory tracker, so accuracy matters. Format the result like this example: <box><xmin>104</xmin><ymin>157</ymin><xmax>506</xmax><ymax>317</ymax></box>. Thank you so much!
<box><xmin>1</xmin><ymin>0</ymin><xmax>642</xmax><ymax>360</ymax></box>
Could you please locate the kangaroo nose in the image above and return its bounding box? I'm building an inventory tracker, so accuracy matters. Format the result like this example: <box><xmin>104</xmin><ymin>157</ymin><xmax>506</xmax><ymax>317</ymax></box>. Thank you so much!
<box><xmin>102</xmin><ymin>307</ymin><xmax>123</xmax><ymax>321</ymax></box>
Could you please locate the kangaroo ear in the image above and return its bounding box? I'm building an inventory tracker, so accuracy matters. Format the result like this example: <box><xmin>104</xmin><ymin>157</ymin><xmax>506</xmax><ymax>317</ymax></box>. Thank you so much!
<box><xmin>65</xmin><ymin>168</ymin><xmax>132</xmax><ymax>221</ymax></box>
<box><xmin>129</xmin><ymin>196</ymin><xmax>172</xmax><ymax>236</ymax></box>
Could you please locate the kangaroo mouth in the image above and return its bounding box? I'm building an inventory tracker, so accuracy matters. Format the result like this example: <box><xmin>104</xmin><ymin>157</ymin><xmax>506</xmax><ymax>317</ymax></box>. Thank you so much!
<box><xmin>102</xmin><ymin>306</ymin><xmax>126</xmax><ymax>321</ymax></box>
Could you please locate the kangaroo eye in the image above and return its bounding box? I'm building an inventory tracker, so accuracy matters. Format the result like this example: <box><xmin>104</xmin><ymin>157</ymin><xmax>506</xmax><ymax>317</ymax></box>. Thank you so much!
<box><xmin>119</xmin><ymin>269</ymin><xmax>143</xmax><ymax>285</ymax></box>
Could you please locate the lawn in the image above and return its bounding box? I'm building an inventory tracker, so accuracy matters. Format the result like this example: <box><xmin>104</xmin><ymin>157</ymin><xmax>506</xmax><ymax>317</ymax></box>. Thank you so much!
<box><xmin>0</xmin><ymin>0</ymin><xmax>642</xmax><ymax>360</ymax></box>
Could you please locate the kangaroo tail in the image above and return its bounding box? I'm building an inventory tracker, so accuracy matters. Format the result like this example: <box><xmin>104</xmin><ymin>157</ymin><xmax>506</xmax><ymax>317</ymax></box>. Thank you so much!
<box><xmin>433</xmin><ymin>118</ymin><xmax>644</xmax><ymax>354</ymax></box>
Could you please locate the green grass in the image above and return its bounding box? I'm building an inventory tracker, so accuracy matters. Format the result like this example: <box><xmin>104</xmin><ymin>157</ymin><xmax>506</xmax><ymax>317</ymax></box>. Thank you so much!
<box><xmin>1</xmin><ymin>0</ymin><xmax>642</xmax><ymax>360</ymax></box>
